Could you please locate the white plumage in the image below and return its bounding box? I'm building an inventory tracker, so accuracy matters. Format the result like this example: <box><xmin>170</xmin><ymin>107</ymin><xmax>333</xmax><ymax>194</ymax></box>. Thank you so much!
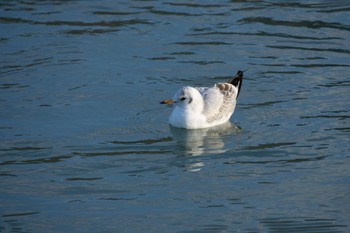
<box><xmin>161</xmin><ymin>71</ymin><xmax>244</xmax><ymax>129</ymax></box>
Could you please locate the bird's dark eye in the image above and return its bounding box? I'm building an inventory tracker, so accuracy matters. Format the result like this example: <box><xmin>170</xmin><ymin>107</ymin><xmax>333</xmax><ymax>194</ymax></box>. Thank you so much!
<box><xmin>180</xmin><ymin>97</ymin><xmax>186</xmax><ymax>101</ymax></box>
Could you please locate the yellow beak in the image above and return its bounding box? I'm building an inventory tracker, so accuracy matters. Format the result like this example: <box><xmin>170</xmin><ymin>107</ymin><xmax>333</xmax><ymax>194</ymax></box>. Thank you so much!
<box><xmin>160</xmin><ymin>99</ymin><xmax>174</xmax><ymax>105</ymax></box>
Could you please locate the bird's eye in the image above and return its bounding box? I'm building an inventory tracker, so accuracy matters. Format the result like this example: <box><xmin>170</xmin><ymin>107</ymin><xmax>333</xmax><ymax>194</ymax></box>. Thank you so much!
<box><xmin>180</xmin><ymin>97</ymin><xmax>186</xmax><ymax>101</ymax></box>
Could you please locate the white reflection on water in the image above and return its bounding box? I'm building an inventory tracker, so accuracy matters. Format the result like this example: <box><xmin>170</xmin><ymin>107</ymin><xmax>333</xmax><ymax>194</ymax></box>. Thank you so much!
<box><xmin>170</xmin><ymin>121</ymin><xmax>241</xmax><ymax>156</ymax></box>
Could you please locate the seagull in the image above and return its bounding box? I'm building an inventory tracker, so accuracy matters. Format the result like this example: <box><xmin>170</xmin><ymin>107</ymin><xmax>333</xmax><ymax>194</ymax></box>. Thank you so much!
<box><xmin>160</xmin><ymin>70</ymin><xmax>243</xmax><ymax>129</ymax></box>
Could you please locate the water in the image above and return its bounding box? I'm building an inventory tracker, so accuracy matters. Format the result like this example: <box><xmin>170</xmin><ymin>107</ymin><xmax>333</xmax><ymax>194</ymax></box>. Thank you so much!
<box><xmin>1</xmin><ymin>0</ymin><xmax>349</xmax><ymax>232</ymax></box>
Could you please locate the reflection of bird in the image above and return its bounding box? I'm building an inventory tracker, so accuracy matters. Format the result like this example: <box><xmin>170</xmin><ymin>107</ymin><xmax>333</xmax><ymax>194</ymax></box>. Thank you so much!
<box><xmin>170</xmin><ymin>121</ymin><xmax>240</xmax><ymax>156</ymax></box>
<box><xmin>161</xmin><ymin>70</ymin><xmax>244</xmax><ymax>129</ymax></box>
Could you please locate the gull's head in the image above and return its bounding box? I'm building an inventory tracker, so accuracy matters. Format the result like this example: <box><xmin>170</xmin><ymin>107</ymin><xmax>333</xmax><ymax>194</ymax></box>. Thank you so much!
<box><xmin>160</xmin><ymin>86</ymin><xmax>200</xmax><ymax>107</ymax></box>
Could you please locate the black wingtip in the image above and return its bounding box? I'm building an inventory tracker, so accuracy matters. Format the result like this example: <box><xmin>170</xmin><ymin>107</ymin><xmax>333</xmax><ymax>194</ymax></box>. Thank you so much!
<box><xmin>228</xmin><ymin>70</ymin><xmax>244</xmax><ymax>99</ymax></box>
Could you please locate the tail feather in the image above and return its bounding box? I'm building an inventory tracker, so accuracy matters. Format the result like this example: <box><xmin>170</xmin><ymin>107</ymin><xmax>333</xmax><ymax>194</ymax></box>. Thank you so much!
<box><xmin>227</xmin><ymin>70</ymin><xmax>244</xmax><ymax>99</ymax></box>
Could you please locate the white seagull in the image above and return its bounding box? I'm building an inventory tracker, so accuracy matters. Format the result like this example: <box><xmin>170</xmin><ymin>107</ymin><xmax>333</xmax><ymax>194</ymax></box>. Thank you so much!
<box><xmin>161</xmin><ymin>70</ymin><xmax>244</xmax><ymax>129</ymax></box>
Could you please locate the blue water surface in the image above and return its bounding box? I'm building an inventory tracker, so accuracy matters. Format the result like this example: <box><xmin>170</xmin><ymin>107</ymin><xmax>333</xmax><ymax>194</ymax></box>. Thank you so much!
<box><xmin>1</xmin><ymin>1</ymin><xmax>350</xmax><ymax>232</ymax></box>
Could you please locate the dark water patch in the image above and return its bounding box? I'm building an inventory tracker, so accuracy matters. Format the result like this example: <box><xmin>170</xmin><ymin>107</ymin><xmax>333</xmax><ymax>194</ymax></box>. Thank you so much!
<box><xmin>2</xmin><ymin>212</ymin><xmax>40</xmax><ymax>218</ymax></box>
<box><xmin>67</xmin><ymin>84</ymin><xmax>88</xmax><ymax>91</ymax></box>
<box><xmin>38</xmin><ymin>104</ymin><xmax>51</xmax><ymax>107</ymax></box>
<box><xmin>249</xmin><ymin>55</ymin><xmax>278</xmax><ymax>59</ymax></box>
<box><xmin>267</xmin><ymin>45</ymin><xmax>350</xmax><ymax>55</ymax></box>
<box><xmin>296</xmin><ymin>56</ymin><xmax>326</xmax><ymax>60</ymax></box>
<box><xmin>228</xmin><ymin>198</ymin><xmax>246</xmax><ymax>205</ymax></box>
<box><xmin>253</xmin><ymin>63</ymin><xmax>287</xmax><ymax>67</ymax></box>
<box><xmin>0</xmin><ymin>160</ymin><xmax>16</xmax><ymax>166</ymax></box>
<box><xmin>0</xmin><ymin>154</ymin><xmax>72</xmax><ymax>165</ymax></box>
<box><xmin>200</xmin><ymin>205</ymin><xmax>225</xmax><ymax>208</ymax></box>
<box><xmin>175</xmin><ymin>41</ymin><xmax>232</xmax><ymax>46</ymax></box>
<box><xmin>258</xmin><ymin>181</ymin><xmax>277</xmax><ymax>185</ymax></box>
<box><xmin>148</xmin><ymin>56</ymin><xmax>175</xmax><ymax>61</ymax></box>
<box><xmin>110</xmin><ymin>137</ymin><xmax>172</xmax><ymax>145</ymax></box>
<box><xmin>301</xmin><ymin>115</ymin><xmax>350</xmax><ymax>119</ymax></box>
<box><xmin>99</xmin><ymin>197</ymin><xmax>136</xmax><ymax>201</ymax></box>
<box><xmin>61</xmin><ymin>186</ymin><xmax>128</xmax><ymax>197</ymax></box>
<box><xmin>318</xmin><ymin>80</ymin><xmax>350</xmax><ymax>87</ymax></box>
<box><xmin>67</xmin><ymin>199</ymin><xmax>85</xmax><ymax>203</ymax></box>
<box><xmin>56</xmin><ymin>58</ymin><xmax>85</xmax><ymax>64</ymax></box>
<box><xmin>149</xmin><ymin>9</ymin><xmax>227</xmax><ymax>17</ymax></box>
<box><xmin>0</xmin><ymin>3</ymin><xmax>15</xmax><ymax>7</ymax></box>
<box><xmin>3</xmin><ymin>6</ymin><xmax>34</xmax><ymax>12</ymax></box>
<box><xmin>280</xmin><ymin>155</ymin><xmax>328</xmax><ymax>164</ymax></box>
<box><xmin>178</xmin><ymin>60</ymin><xmax>224</xmax><ymax>65</ymax></box>
<box><xmin>22</xmin><ymin>59</ymin><xmax>51</xmax><ymax>68</ymax></box>
<box><xmin>268</xmin><ymin>1</ymin><xmax>350</xmax><ymax>10</ymax></box>
<box><xmin>92</xmin><ymin>10</ymin><xmax>144</xmax><ymax>15</ymax></box>
<box><xmin>130</xmin><ymin>5</ymin><xmax>154</xmax><ymax>11</ymax></box>
<box><xmin>0</xmin><ymin>16</ymin><xmax>151</xmax><ymax>27</ymax></box>
<box><xmin>307</xmin><ymin>136</ymin><xmax>336</xmax><ymax>143</ymax></box>
<box><xmin>0</xmin><ymin>83</ymin><xmax>29</xmax><ymax>89</ymax></box>
<box><xmin>0</xmin><ymin>126</ymin><xmax>13</xmax><ymax>130</ymax></box>
<box><xmin>223</xmin><ymin>150</ymin><xmax>288</xmax><ymax>165</ymax></box>
<box><xmin>326</xmin><ymin>127</ymin><xmax>350</xmax><ymax>133</ymax></box>
<box><xmin>167</xmin><ymin>51</ymin><xmax>196</xmax><ymax>55</ymax></box>
<box><xmin>0</xmin><ymin>146</ymin><xmax>52</xmax><ymax>152</ymax></box>
<box><xmin>0</xmin><ymin>173</ymin><xmax>16</xmax><ymax>177</ymax></box>
<box><xmin>120</xmin><ymin>165</ymin><xmax>170</xmax><ymax>175</ymax></box>
<box><xmin>163</xmin><ymin>2</ymin><xmax>227</xmax><ymax>8</ymax></box>
<box><xmin>243</xmin><ymin>142</ymin><xmax>296</xmax><ymax>150</ymax></box>
<box><xmin>292</xmin><ymin>97</ymin><xmax>308</xmax><ymax>101</ymax></box>
<box><xmin>72</xmin><ymin>146</ymin><xmax>172</xmax><ymax>158</ymax></box>
<box><xmin>291</xmin><ymin>64</ymin><xmax>350</xmax><ymax>68</ymax></box>
<box><xmin>150</xmin><ymin>9</ymin><xmax>200</xmax><ymax>17</ymax></box>
<box><xmin>32</xmin><ymin>11</ymin><xmax>61</xmax><ymax>16</ymax></box>
<box><xmin>322</xmin><ymin>110</ymin><xmax>349</xmax><ymax>114</ymax></box>
<box><xmin>260</xmin><ymin>217</ymin><xmax>347</xmax><ymax>233</ymax></box>
<box><xmin>260</xmin><ymin>70</ymin><xmax>304</xmax><ymax>74</ymax></box>
<box><xmin>223</xmin><ymin>148</ymin><xmax>326</xmax><ymax>165</ymax></box>
<box><xmin>230</xmin><ymin>5</ymin><xmax>272</xmax><ymax>12</ymax></box>
<box><xmin>0</xmin><ymin>66</ymin><xmax>23</xmax><ymax>75</ymax></box>
<box><xmin>317</xmin><ymin>7</ymin><xmax>350</xmax><ymax>13</ymax></box>
<box><xmin>238</xmin><ymin>17</ymin><xmax>350</xmax><ymax>31</ymax></box>
<box><xmin>63</xmin><ymin>28</ymin><xmax>118</xmax><ymax>35</ymax></box>
<box><xmin>21</xmin><ymin>154</ymin><xmax>73</xmax><ymax>165</ymax></box>
<box><xmin>298</xmin><ymin>1</ymin><xmax>350</xmax><ymax>12</ymax></box>
<box><xmin>190</xmin><ymin>26</ymin><xmax>213</xmax><ymax>32</ymax></box>
<box><xmin>187</xmin><ymin>31</ymin><xmax>341</xmax><ymax>41</ymax></box>
<box><xmin>66</xmin><ymin>177</ymin><xmax>103</xmax><ymax>181</ymax></box>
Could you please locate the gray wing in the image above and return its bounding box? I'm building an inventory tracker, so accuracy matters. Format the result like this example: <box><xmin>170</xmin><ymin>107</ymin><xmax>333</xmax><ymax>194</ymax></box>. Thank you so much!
<box><xmin>196</xmin><ymin>83</ymin><xmax>237</xmax><ymax>123</ymax></box>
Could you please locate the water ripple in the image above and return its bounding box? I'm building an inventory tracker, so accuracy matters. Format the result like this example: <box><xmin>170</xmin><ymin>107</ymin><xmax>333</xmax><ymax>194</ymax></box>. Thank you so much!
<box><xmin>175</xmin><ymin>41</ymin><xmax>233</xmax><ymax>45</ymax></box>
<box><xmin>267</xmin><ymin>45</ymin><xmax>350</xmax><ymax>55</ymax></box>
<box><xmin>0</xmin><ymin>16</ymin><xmax>151</xmax><ymax>28</ymax></box>
<box><xmin>187</xmin><ymin>31</ymin><xmax>341</xmax><ymax>41</ymax></box>
<box><xmin>260</xmin><ymin>217</ymin><xmax>347</xmax><ymax>233</ymax></box>
<box><xmin>1</xmin><ymin>1</ymin><xmax>349</xmax><ymax>232</ymax></box>
<box><xmin>164</xmin><ymin>2</ymin><xmax>227</xmax><ymax>8</ymax></box>
<box><xmin>238</xmin><ymin>17</ymin><xmax>350</xmax><ymax>31</ymax></box>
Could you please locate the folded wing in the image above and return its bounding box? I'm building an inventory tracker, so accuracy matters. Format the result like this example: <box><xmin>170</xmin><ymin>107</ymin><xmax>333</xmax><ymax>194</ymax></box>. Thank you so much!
<box><xmin>196</xmin><ymin>83</ymin><xmax>237</xmax><ymax>123</ymax></box>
